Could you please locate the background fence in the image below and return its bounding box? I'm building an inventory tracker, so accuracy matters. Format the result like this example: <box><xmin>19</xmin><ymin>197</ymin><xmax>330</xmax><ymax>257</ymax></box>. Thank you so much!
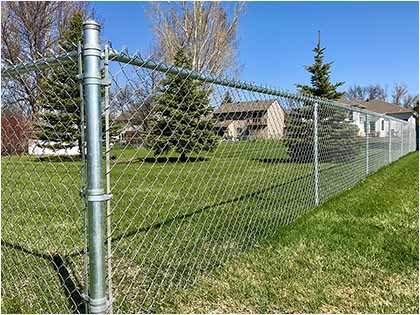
<box><xmin>1</xmin><ymin>20</ymin><xmax>417</xmax><ymax>314</ymax></box>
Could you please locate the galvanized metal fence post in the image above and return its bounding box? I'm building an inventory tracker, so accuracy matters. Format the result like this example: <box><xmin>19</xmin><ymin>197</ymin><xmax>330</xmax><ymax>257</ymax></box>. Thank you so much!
<box><xmin>313</xmin><ymin>102</ymin><xmax>319</xmax><ymax>206</ymax></box>
<box><xmin>388</xmin><ymin>118</ymin><xmax>392</xmax><ymax>163</ymax></box>
<box><xmin>103</xmin><ymin>43</ymin><xmax>113</xmax><ymax>314</ymax></box>
<box><xmin>400</xmin><ymin>122</ymin><xmax>403</xmax><ymax>158</ymax></box>
<box><xmin>409</xmin><ymin>122</ymin><xmax>414</xmax><ymax>152</ymax></box>
<box><xmin>82</xmin><ymin>19</ymin><xmax>108</xmax><ymax>314</ymax></box>
<box><xmin>365</xmin><ymin>113</ymin><xmax>369</xmax><ymax>175</ymax></box>
<box><xmin>408</xmin><ymin>122</ymin><xmax>411</xmax><ymax>152</ymax></box>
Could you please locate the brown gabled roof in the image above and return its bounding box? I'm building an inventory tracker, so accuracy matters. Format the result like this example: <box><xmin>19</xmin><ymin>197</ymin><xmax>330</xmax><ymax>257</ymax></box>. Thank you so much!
<box><xmin>339</xmin><ymin>98</ymin><xmax>414</xmax><ymax>115</ymax></box>
<box><xmin>360</xmin><ymin>99</ymin><xmax>413</xmax><ymax>114</ymax></box>
<box><xmin>213</xmin><ymin>99</ymin><xmax>277</xmax><ymax>114</ymax></box>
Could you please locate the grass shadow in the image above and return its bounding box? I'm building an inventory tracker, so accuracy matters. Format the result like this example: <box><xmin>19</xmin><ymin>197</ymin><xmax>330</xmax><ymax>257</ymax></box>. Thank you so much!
<box><xmin>32</xmin><ymin>155</ymin><xmax>81</xmax><ymax>163</ymax></box>
<box><xmin>113</xmin><ymin>156</ymin><xmax>208</xmax><ymax>164</ymax></box>
<box><xmin>1</xmin><ymin>240</ymin><xmax>86</xmax><ymax>314</ymax></box>
<box><xmin>106</xmin><ymin>169</ymin><xmax>322</xmax><ymax>313</ymax></box>
<box><xmin>252</xmin><ymin>157</ymin><xmax>317</xmax><ymax>164</ymax></box>
<box><xmin>109</xmin><ymin>171</ymin><xmax>314</xmax><ymax>243</ymax></box>
<box><xmin>253</xmin><ymin>157</ymin><xmax>294</xmax><ymax>164</ymax></box>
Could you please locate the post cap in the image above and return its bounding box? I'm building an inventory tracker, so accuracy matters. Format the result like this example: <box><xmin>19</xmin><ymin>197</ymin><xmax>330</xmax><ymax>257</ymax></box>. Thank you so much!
<box><xmin>83</xmin><ymin>19</ymin><xmax>100</xmax><ymax>30</ymax></box>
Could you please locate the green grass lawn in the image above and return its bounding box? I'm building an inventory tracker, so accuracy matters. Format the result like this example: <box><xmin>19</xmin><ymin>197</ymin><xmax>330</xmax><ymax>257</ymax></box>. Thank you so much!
<box><xmin>157</xmin><ymin>151</ymin><xmax>419</xmax><ymax>314</ymax></box>
<box><xmin>1</xmin><ymin>140</ymin><xmax>416</xmax><ymax>313</ymax></box>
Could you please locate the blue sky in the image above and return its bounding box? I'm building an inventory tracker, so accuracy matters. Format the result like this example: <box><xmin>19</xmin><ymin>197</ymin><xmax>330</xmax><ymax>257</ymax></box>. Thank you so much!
<box><xmin>92</xmin><ymin>1</ymin><xmax>419</xmax><ymax>97</ymax></box>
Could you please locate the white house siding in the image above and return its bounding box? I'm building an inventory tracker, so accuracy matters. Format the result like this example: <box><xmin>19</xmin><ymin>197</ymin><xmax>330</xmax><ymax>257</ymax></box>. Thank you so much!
<box><xmin>372</xmin><ymin>117</ymin><xmax>387</xmax><ymax>137</ymax></box>
<box><xmin>351</xmin><ymin>111</ymin><xmax>365</xmax><ymax>137</ymax></box>
<box><xmin>266</xmin><ymin>100</ymin><xmax>285</xmax><ymax>139</ymax></box>
<box><xmin>28</xmin><ymin>140</ymin><xmax>79</xmax><ymax>156</ymax></box>
<box><xmin>350</xmin><ymin>111</ymin><xmax>415</xmax><ymax>138</ymax></box>
<box><xmin>225</xmin><ymin>120</ymin><xmax>247</xmax><ymax>140</ymax></box>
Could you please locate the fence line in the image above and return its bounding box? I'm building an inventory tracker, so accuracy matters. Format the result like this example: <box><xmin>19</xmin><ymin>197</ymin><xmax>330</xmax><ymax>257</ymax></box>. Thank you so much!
<box><xmin>1</xmin><ymin>18</ymin><xmax>417</xmax><ymax>314</ymax></box>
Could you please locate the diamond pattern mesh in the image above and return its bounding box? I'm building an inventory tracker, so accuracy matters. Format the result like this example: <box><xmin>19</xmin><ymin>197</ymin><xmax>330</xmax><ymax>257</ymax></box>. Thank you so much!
<box><xmin>1</xmin><ymin>45</ymin><xmax>416</xmax><ymax>314</ymax></box>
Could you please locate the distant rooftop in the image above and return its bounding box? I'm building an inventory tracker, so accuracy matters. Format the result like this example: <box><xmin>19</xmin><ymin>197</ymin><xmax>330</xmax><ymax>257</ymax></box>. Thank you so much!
<box><xmin>213</xmin><ymin>99</ymin><xmax>277</xmax><ymax>114</ymax></box>
<box><xmin>339</xmin><ymin>98</ymin><xmax>414</xmax><ymax>115</ymax></box>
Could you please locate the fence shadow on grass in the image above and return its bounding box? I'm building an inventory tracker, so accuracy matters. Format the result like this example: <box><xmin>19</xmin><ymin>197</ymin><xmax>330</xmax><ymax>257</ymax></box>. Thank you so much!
<box><xmin>107</xmin><ymin>169</ymin><xmax>320</xmax><ymax>312</ymax></box>
<box><xmin>1</xmin><ymin>240</ymin><xmax>86</xmax><ymax>314</ymax></box>
<box><xmin>110</xmin><ymin>171</ymin><xmax>313</xmax><ymax>243</ymax></box>
<box><xmin>113</xmin><ymin>156</ymin><xmax>208</xmax><ymax>164</ymax></box>
<box><xmin>34</xmin><ymin>155</ymin><xmax>82</xmax><ymax>163</ymax></box>
<box><xmin>252</xmin><ymin>157</ymin><xmax>296</xmax><ymax>164</ymax></box>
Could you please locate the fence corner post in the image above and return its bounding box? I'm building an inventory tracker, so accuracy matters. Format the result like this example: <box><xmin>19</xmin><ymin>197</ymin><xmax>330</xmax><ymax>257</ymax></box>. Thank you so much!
<box><xmin>313</xmin><ymin>102</ymin><xmax>319</xmax><ymax>206</ymax></box>
<box><xmin>82</xmin><ymin>18</ymin><xmax>108</xmax><ymax>314</ymax></box>
<box><xmin>400</xmin><ymin>122</ymin><xmax>404</xmax><ymax>158</ymax></box>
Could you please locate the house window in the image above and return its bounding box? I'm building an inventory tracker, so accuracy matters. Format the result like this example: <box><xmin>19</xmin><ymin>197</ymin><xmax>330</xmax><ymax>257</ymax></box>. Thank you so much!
<box><xmin>381</xmin><ymin>120</ymin><xmax>385</xmax><ymax>131</ymax></box>
<box><xmin>370</xmin><ymin>121</ymin><xmax>376</xmax><ymax>133</ymax></box>
<box><xmin>359</xmin><ymin>116</ymin><xmax>363</xmax><ymax>123</ymax></box>
<box><xmin>348</xmin><ymin>111</ymin><xmax>353</xmax><ymax>121</ymax></box>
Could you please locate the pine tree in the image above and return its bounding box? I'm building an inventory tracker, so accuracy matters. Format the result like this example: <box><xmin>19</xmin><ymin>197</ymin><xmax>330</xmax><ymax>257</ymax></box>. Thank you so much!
<box><xmin>146</xmin><ymin>47</ymin><xmax>219</xmax><ymax>161</ymax></box>
<box><xmin>296</xmin><ymin>31</ymin><xmax>344</xmax><ymax>99</ymax></box>
<box><xmin>37</xmin><ymin>11</ymin><xmax>83</xmax><ymax>153</ymax></box>
<box><xmin>286</xmin><ymin>32</ymin><xmax>360</xmax><ymax>162</ymax></box>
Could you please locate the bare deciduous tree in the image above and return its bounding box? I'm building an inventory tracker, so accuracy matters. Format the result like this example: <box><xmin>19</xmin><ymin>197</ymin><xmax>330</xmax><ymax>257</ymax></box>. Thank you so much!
<box><xmin>147</xmin><ymin>1</ymin><xmax>244</xmax><ymax>76</ymax></box>
<box><xmin>111</xmin><ymin>69</ymin><xmax>160</xmax><ymax>131</ymax></box>
<box><xmin>366</xmin><ymin>84</ymin><xmax>387</xmax><ymax>101</ymax></box>
<box><xmin>391</xmin><ymin>82</ymin><xmax>408</xmax><ymax>105</ymax></box>
<box><xmin>345</xmin><ymin>84</ymin><xmax>387</xmax><ymax>101</ymax></box>
<box><xmin>346</xmin><ymin>83</ymin><xmax>415</xmax><ymax>107</ymax></box>
<box><xmin>1</xmin><ymin>2</ymin><xmax>87</xmax><ymax>62</ymax></box>
<box><xmin>345</xmin><ymin>85</ymin><xmax>368</xmax><ymax>100</ymax></box>
<box><xmin>1</xmin><ymin>2</ymin><xmax>87</xmax><ymax>115</ymax></box>
<box><xmin>402</xmin><ymin>94</ymin><xmax>418</xmax><ymax>108</ymax></box>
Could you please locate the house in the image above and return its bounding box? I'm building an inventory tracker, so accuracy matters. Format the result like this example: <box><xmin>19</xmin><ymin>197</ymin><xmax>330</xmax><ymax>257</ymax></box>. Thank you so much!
<box><xmin>115</xmin><ymin>111</ymin><xmax>146</xmax><ymax>145</ymax></box>
<box><xmin>17</xmin><ymin>118</ymin><xmax>80</xmax><ymax>156</ymax></box>
<box><xmin>339</xmin><ymin>98</ymin><xmax>417</xmax><ymax>138</ymax></box>
<box><xmin>212</xmin><ymin>99</ymin><xmax>285</xmax><ymax>140</ymax></box>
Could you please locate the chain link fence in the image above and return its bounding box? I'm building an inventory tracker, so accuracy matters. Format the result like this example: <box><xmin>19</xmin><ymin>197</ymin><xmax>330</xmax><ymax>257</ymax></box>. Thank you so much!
<box><xmin>1</xmin><ymin>20</ymin><xmax>417</xmax><ymax>314</ymax></box>
<box><xmin>1</xmin><ymin>44</ymin><xmax>88</xmax><ymax>313</ymax></box>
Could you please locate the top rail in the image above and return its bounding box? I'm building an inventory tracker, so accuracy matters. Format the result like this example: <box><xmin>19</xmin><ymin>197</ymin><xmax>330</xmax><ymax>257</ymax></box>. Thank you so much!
<box><xmin>1</xmin><ymin>51</ymin><xmax>78</xmax><ymax>77</ymax></box>
<box><xmin>108</xmin><ymin>48</ymin><xmax>411</xmax><ymax>124</ymax></box>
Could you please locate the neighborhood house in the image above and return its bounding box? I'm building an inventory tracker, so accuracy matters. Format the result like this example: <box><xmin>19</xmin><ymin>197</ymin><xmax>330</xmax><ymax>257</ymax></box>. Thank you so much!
<box><xmin>340</xmin><ymin>98</ymin><xmax>417</xmax><ymax>137</ymax></box>
<box><xmin>17</xmin><ymin>98</ymin><xmax>417</xmax><ymax>156</ymax></box>
<box><xmin>115</xmin><ymin>111</ymin><xmax>145</xmax><ymax>145</ymax></box>
<box><xmin>212</xmin><ymin>99</ymin><xmax>286</xmax><ymax>140</ymax></box>
<box><xmin>212</xmin><ymin>98</ymin><xmax>416</xmax><ymax>142</ymax></box>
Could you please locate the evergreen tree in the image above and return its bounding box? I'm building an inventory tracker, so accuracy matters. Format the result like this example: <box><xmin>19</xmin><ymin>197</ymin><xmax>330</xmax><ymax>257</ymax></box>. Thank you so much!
<box><xmin>296</xmin><ymin>31</ymin><xmax>344</xmax><ymax>99</ymax></box>
<box><xmin>286</xmin><ymin>32</ymin><xmax>360</xmax><ymax>162</ymax></box>
<box><xmin>146</xmin><ymin>47</ymin><xmax>219</xmax><ymax>161</ymax></box>
<box><xmin>37</xmin><ymin>11</ymin><xmax>83</xmax><ymax>153</ymax></box>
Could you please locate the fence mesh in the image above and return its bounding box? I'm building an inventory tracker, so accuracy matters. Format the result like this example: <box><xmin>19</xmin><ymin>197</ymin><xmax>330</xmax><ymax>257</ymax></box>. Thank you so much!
<box><xmin>1</xmin><ymin>42</ymin><xmax>417</xmax><ymax>314</ymax></box>
<box><xmin>104</xmin><ymin>49</ymin><xmax>417</xmax><ymax>313</ymax></box>
<box><xmin>1</xmin><ymin>45</ymin><xmax>88</xmax><ymax>313</ymax></box>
